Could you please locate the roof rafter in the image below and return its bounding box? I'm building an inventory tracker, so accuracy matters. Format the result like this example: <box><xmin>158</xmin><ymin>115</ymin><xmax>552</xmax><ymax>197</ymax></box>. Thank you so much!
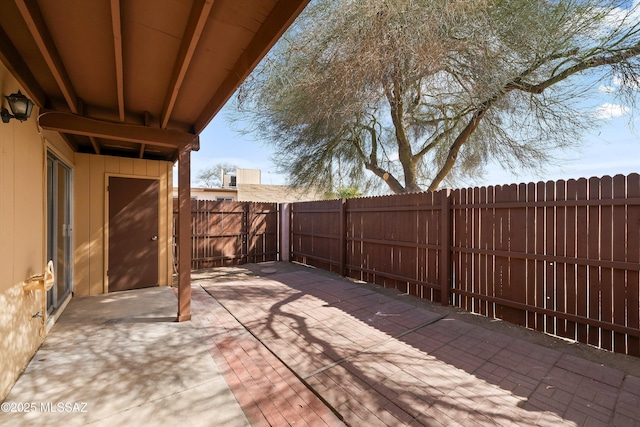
<box><xmin>193</xmin><ymin>0</ymin><xmax>310</xmax><ymax>134</ymax></box>
<box><xmin>110</xmin><ymin>0</ymin><xmax>125</xmax><ymax>122</ymax></box>
<box><xmin>39</xmin><ymin>110</ymin><xmax>199</xmax><ymax>150</ymax></box>
<box><xmin>89</xmin><ymin>136</ymin><xmax>102</xmax><ymax>154</ymax></box>
<box><xmin>160</xmin><ymin>0</ymin><xmax>215</xmax><ymax>129</ymax></box>
<box><xmin>15</xmin><ymin>0</ymin><xmax>79</xmax><ymax>113</ymax></box>
<box><xmin>0</xmin><ymin>25</ymin><xmax>47</xmax><ymax>107</ymax></box>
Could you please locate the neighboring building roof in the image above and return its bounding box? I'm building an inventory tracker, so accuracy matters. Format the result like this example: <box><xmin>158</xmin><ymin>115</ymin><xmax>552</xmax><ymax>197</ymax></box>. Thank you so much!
<box><xmin>172</xmin><ymin>187</ymin><xmax>237</xmax><ymax>201</ymax></box>
<box><xmin>171</xmin><ymin>184</ymin><xmax>325</xmax><ymax>202</ymax></box>
<box><xmin>237</xmin><ymin>184</ymin><xmax>325</xmax><ymax>203</ymax></box>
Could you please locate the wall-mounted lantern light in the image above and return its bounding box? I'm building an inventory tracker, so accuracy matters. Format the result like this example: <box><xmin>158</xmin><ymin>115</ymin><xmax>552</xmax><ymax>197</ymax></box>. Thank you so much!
<box><xmin>1</xmin><ymin>91</ymin><xmax>35</xmax><ymax>123</ymax></box>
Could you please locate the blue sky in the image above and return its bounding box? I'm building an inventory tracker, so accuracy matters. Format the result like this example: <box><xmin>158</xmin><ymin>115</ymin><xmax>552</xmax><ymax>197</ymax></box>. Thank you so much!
<box><xmin>182</xmin><ymin>104</ymin><xmax>638</xmax><ymax>191</ymax></box>
<box><xmin>188</xmin><ymin>112</ymin><xmax>288</xmax><ymax>186</ymax></box>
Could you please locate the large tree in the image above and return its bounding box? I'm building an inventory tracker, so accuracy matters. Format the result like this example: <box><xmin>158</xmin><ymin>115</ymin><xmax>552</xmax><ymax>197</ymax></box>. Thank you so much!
<box><xmin>234</xmin><ymin>0</ymin><xmax>640</xmax><ymax>193</ymax></box>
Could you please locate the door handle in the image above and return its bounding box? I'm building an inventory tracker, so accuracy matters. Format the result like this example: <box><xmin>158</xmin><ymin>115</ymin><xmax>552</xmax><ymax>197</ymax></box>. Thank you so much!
<box><xmin>151</xmin><ymin>236</ymin><xmax>158</xmax><ymax>241</ymax></box>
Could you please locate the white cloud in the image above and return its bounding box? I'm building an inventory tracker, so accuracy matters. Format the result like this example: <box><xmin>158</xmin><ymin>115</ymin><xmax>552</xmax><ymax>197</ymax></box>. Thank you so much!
<box><xmin>613</xmin><ymin>74</ymin><xmax>640</xmax><ymax>89</ymax></box>
<box><xmin>598</xmin><ymin>84</ymin><xmax>615</xmax><ymax>94</ymax></box>
<box><xmin>595</xmin><ymin>103</ymin><xmax>630</xmax><ymax>119</ymax></box>
<box><xmin>387</xmin><ymin>151</ymin><xmax>399</xmax><ymax>161</ymax></box>
<box><xmin>600</xmin><ymin>1</ymin><xmax>640</xmax><ymax>32</ymax></box>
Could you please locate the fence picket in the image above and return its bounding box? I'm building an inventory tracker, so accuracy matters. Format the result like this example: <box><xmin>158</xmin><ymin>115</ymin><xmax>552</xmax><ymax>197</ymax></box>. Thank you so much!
<box><xmin>627</xmin><ymin>174</ymin><xmax>640</xmax><ymax>356</ymax></box>
<box><xmin>565</xmin><ymin>179</ymin><xmax>578</xmax><ymax>341</ymax></box>
<box><xmin>601</xmin><ymin>176</ymin><xmax>614</xmax><ymax>351</ymax></box>
<box><xmin>576</xmin><ymin>178</ymin><xmax>588</xmax><ymax>343</ymax></box>
<box><xmin>510</xmin><ymin>183</ymin><xmax>527</xmax><ymax>327</ymax></box>
<box><xmin>555</xmin><ymin>180</ymin><xmax>567</xmax><ymax>337</ymax></box>
<box><xmin>535</xmin><ymin>181</ymin><xmax>546</xmax><ymax>332</ymax></box>
<box><xmin>544</xmin><ymin>181</ymin><xmax>556</xmax><ymax>335</ymax></box>
<box><xmin>588</xmin><ymin>177</ymin><xmax>601</xmax><ymax>347</ymax></box>
<box><xmin>613</xmin><ymin>175</ymin><xmax>627</xmax><ymax>353</ymax></box>
<box><xmin>473</xmin><ymin>186</ymin><xmax>481</xmax><ymax>315</ymax></box>
<box><xmin>480</xmin><ymin>186</ymin><xmax>491</xmax><ymax>317</ymax></box>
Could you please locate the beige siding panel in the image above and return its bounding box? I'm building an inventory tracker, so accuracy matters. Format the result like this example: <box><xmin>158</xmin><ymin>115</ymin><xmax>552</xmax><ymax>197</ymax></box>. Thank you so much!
<box><xmin>89</xmin><ymin>156</ymin><xmax>105</xmax><ymax>295</ymax></box>
<box><xmin>166</xmin><ymin>164</ymin><xmax>174</xmax><ymax>285</ymax></box>
<box><xmin>0</xmin><ymin>117</ymin><xmax>16</xmax><ymax>294</ymax></box>
<box><xmin>158</xmin><ymin>163</ymin><xmax>168</xmax><ymax>286</ymax></box>
<box><xmin>119</xmin><ymin>158</ymin><xmax>134</xmax><ymax>175</ymax></box>
<box><xmin>73</xmin><ymin>154</ymin><xmax>91</xmax><ymax>296</ymax></box>
<box><xmin>147</xmin><ymin>160</ymin><xmax>159</xmax><ymax>177</ymax></box>
<box><xmin>13</xmin><ymin>123</ymin><xmax>44</xmax><ymax>277</ymax></box>
<box><xmin>45</xmin><ymin>131</ymin><xmax>74</xmax><ymax>165</ymax></box>
<box><xmin>133</xmin><ymin>158</ymin><xmax>147</xmax><ymax>176</ymax></box>
<box><xmin>105</xmin><ymin>156</ymin><xmax>121</xmax><ymax>174</ymax></box>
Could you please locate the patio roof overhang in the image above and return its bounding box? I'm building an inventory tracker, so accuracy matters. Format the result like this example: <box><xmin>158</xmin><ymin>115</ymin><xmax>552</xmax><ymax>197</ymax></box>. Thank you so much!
<box><xmin>0</xmin><ymin>0</ymin><xmax>309</xmax><ymax>161</ymax></box>
<box><xmin>0</xmin><ymin>0</ymin><xmax>310</xmax><ymax>321</ymax></box>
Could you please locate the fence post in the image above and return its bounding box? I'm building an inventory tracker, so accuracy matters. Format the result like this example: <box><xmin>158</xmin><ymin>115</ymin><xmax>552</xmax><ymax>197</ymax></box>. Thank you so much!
<box><xmin>242</xmin><ymin>203</ymin><xmax>249</xmax><ymax>264</ymax></box>
<box><xmin>339</xmin><ymin>198</ymin><xmax>347</xmax><ymax>276</ymax></box>
<box><xmin>440</xmin><ymin>189</ymin><xmax>452</xmax><ymax>306</ymax></box>
<box><xmin>280</xmin><ymin>203</ymin><xmax>291</xmax><ymax>261</ymax></box>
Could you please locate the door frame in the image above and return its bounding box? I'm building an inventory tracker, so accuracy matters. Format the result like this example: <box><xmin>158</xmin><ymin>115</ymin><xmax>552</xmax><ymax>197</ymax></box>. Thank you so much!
<box><xmin>46</xmin><ymin>150</ymin><xmax>74</xmax><ymax>315</ymax></box>
<box><xmin>104</xmin><ymin>174</ymin><xmax>161</xmax><ymax>293</ymax></box>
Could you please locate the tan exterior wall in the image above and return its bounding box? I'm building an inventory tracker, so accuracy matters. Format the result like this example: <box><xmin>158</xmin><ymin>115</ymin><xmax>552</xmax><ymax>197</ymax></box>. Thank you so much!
<box><xmin>236</xmin><ymin>168</ymin><xmax>261</xmax><ymax>185</ymax></box>
<box><xmin>0</xmin><ymin>68</ymin><xmax>47</xmax><ymax>400</ymax></box>
<box><xmin>73</xmin><ymin>153</ymin><xmax>173</xmax><ymax>296</ymax></box>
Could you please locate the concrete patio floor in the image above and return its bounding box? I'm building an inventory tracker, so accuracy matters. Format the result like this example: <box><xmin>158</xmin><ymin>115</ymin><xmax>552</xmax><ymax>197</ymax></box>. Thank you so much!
<box><xmin>3</xmin><ymin>261</ymin><xmax>640</xmax><ymax>426</ymax></box>
<box><xmin>0</xmin><ymin>287</ymin><xmax>250</xmax><ymax>427</ymax></box>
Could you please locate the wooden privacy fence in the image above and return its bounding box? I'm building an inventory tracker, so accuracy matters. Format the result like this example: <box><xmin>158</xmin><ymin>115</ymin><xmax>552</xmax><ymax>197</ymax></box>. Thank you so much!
<box><xmin>173</xmin><ymin>199</ymin><xmax>279</xmax><ymax>270</ymax></box>
<box><xmin>290</xmin><ymin>174</ymin><xmax>640</xmax><ymax>356</ymax></box>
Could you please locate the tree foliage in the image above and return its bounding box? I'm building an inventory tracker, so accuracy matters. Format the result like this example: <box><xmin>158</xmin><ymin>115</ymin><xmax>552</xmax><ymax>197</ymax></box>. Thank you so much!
<box><xmin>234</xmin><ymin>0</ymin><xmax>640</xmax><ymax>193</ymax></box>
<box><xmin>196</xmin><ymin>163</ymin><xmax>237</xmax><ymax>187</ymax></box>
<box><xmin>333</xmin><ymin>185</ymin><xmax>363</xmax><ymax>199</ymax></box>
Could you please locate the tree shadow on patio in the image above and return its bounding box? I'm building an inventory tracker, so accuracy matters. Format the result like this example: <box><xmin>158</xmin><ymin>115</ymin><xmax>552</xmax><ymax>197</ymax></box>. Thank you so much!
<box><xmin>198</xmin><ymin>265</ymin><xmax>639</xmax><ymax>426</ymax></box>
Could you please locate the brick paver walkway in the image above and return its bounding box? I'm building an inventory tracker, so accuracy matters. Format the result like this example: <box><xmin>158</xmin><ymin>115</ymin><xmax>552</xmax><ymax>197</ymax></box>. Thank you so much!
<box><xmin>190</xmin><ymin>267</ymin><xmax>640</xmax><ymax>426</ymax></box>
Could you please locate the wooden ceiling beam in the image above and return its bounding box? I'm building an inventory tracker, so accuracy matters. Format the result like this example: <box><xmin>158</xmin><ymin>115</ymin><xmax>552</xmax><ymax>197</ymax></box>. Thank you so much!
<box><xmin>193</xmin><ymin>0</ymin><xmax>311</xmax><ymax>134</ymax></box>
<box><xmin>110</xmin><ymin>0</ymin><xmax>125</xmax><ymax>122</ymax></box>
<box><xmin>89</xmin><ymin>136</ymin><xmax>102</xmax><ymax>154</ymax></box>
<box><xmin>15</xmin><ymin>0</ymin><xmax>79</xmax><ymax>113</ymax></box>
<box><xmin>0</xmin><ymin>25</ymin><xmax>47</xmax><ymax>107</ymax></box>
<box><xmin>160</xmin><ymin>0</ymin><xmax>215</xmax><ymax>129</ymax></box>
<box><xmin>38</xmin><ymin>110</ymin><xmax>199</xmax><ymax>150</ymax></box>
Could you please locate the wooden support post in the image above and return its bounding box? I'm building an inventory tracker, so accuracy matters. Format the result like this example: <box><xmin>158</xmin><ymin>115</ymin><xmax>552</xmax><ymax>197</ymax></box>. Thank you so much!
<box><xmin>440</xmin><ymin>189</ymin><xmax>451</xmax><ymax>306</ymax></box>
<box><xmin>177</xmin><ymin>147</ymin><xmax>192</xmax><ymax>322</ymax></box>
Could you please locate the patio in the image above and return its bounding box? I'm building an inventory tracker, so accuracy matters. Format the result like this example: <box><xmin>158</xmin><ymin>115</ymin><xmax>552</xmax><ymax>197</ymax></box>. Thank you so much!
<box><xmin>0</xmin><ymin>287</ymin><xmax>250</xmax><ymax>427</ymax></box>
<box><xmin>3</xmin><ymin>262</ymin><xmax>640</xmax><ymax>426</ymax></box>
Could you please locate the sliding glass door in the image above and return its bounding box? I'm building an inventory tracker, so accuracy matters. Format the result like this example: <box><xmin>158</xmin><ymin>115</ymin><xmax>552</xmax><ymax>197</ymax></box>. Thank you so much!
<box><xmin>47</xmin><ymin>153</ymin><xmax>72</xmax><ymax>314</ymax></box>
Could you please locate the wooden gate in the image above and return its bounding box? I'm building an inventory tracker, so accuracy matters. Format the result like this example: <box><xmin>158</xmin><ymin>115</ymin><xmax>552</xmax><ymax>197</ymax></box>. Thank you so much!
<box><xmin>173</xmin><ymin>199</ymin><xmax>279</xmax><ymax>270</ymax></box>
